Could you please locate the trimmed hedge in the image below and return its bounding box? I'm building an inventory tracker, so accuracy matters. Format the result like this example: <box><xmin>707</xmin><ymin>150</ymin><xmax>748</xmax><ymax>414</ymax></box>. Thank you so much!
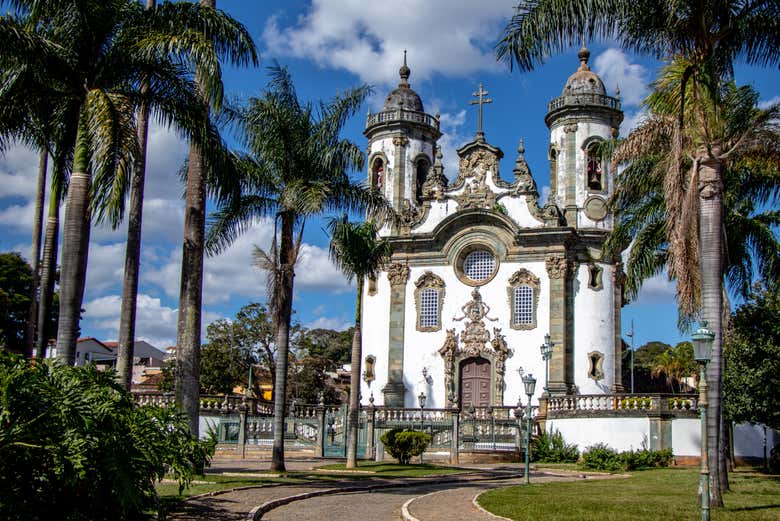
<box><xmin>380</xmin><ymin>428</ymin><xmax>432</xmax><ymax>464</ymax></box>
<box><xmin>581</xmin><ymin>442</ymin><xmax>673</xmax><ymax>471</ymax></box>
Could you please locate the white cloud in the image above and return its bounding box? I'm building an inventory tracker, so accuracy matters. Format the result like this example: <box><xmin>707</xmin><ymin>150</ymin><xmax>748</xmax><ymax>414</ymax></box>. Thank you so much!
<box><xmin>295</xmin><ymin>243</ymin><xmax>353</xmax><ymax>294</ymax></box>
<box><xmin>594</xmin><ymin>48</ymin><xmax>648</xmax><ymax>106</ymax></box>
<box><xmin>758</xmin><ymin>96</ymin><xmax>780</xmax><ymax>110</ymax></box>
<box><xmin>83</xmin><ymin>293</ymin><xmax>221</xmax><ymax>347</ymax></box>
<box><xmin>84</xmin><ymin>242</ymin><xmax>126</xmax><ymax>296</ymax></box>
<box><xmin>0</xmin><ymin>143</ymin><xmax>42</xmax><ymax>200</ymax></box>
<box><xmin>304</xmin><ymin>315</ymin><xmax>352</xmax><ymax>331</ymax></box>
<box><xmin>433</xmin><ymin>109</ymin><xmax>469</xmax><ymax>179</ymax></box>
<box><xmin>262</xmin><ymin>0</ymin><xmax>514</xmax><ymax>86</ymax></box>
<box><xmin>634</xmin><ymin>273</ymin><xmax>677</xmax><ymax>304</ymax></box>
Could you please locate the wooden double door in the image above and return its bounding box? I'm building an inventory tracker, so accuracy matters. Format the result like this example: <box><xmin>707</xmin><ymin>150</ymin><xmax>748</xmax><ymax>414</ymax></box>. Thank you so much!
<box><xmin>460</xmin><ymin>357</ymin><xmax>490</xmax><ymax>408</ymax></box>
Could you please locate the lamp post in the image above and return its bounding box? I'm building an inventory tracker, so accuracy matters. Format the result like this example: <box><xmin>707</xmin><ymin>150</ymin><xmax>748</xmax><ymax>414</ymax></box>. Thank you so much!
<box><xmin>540</xmin><ymin>333</ymin><xmax>553</xmax><ymax>394</ymax></box>
<box><xmin>418</xmin><ymin>391</ymin><xmax>426</xmax><ymax>463</ymax></box>
<box><xmin>692</xmin><ymin>323</ymin><xmax>714</xmax><ymax>521</ymax></box>
<box><xmin>522</xmin><ymin>373</ymin><xmax>536</xmax><ymax>484</ymax></box>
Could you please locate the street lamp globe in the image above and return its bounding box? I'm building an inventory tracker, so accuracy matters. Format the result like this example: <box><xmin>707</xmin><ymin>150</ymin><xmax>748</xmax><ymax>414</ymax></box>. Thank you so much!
<box><xmin>691</xmin><ymin>323</ymin><xmax>715</xmax><ymax>364</ymax></box>
<box><xmin>522</xmin><ymin>374</ymin><xmax>537</xmax><ymax>398</ymax></box>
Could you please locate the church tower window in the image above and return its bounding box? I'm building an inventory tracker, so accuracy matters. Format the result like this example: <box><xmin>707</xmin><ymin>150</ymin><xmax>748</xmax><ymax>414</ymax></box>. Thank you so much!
<box><xmin>586</xmin><ymin>143</ymin><xmax>604</xmax><ymax>191</ymax></box>
<box><xmin>371</xmin><ymin>157</ymin><xmax>385</xmax><ymax>190</ymax></box>
<box><xmin>507</xmin><ymin>269</ymin><xmax>540</xmax><ymax>330</ymax></box>
<box><xmin>414</xmin><ymin>272</ymin><xmax>445</xmax><ymax>332</ymax></box>
<box><xmin>415</xmin><ymin>157</ymin><xmax>429</xmax><ymax>204</ymax></box>
<box><xmin>548</xmin><ymin>145</ymin><xmax>558</xmax><ymax>196</ymax></box>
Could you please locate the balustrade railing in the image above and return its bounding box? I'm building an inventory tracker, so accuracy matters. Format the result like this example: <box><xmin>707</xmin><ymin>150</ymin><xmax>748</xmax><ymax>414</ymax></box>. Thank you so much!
<box><xmin>545</xmin><ymin>393</ymin><xmax>698</xmax><ymax>416</ymax></box>
<box><xmin>365</xmin><ymin>108</ymin><xmax>440</xmax><ymax>131</ymax></box>
<box><xmin>547</xmin><ymin>93</ymin><xmax>621</xmax><ymax>112</ymax></box>
<box><xmin>132</xmin><ymin>391</ymin><xmax>274</xmax><ymax>415</ymax></box>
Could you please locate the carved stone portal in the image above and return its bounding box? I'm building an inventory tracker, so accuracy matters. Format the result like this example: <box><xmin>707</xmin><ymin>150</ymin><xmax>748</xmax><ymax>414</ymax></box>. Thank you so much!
<box><xmin>438</xmin><ymin>288</ymin><xmax>513</xmax><ymax>408</ymax></box>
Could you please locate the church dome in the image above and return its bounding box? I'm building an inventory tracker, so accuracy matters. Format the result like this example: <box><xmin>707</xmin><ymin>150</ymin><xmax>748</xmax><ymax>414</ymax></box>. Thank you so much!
<box><xmin>382</xmin><ymin>52</ymin><xmax>424</xmax><ymax>112</ymax></box>
<box><xmin>561</xmin><ymin>47</ymin><xmax>606</xmax><ymax>97</ymax></box>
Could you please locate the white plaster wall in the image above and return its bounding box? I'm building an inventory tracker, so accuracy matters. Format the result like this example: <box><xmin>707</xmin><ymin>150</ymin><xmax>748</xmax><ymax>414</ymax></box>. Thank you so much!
<box><xmin>414</xmin><ymin>199</ymin><xmax>459</xmax><ymax>233</ymax></box>
<box><xmin>501</xmin><ymin>196</ymin><xmax>546</xmax><ymax>228</ymax></box>
<box><xmin>573</xmin><ymin>263</ymin><xmax>615</xmax><ymax>394</ymax></box>
<box><xmin>198</xmin><ymin>414</ymin><xmax>220</xmax><ymax>440</ymax></box>
<box><xmin>399</xmin><ymin>261</ymin><xmax>550</xmax><ymax>409</ymax></box>
<box><xmin>671</xmin><ymin>418</ymin><xmax>701</xmax><ymax>456</ymax></box>
<box><xmin>734</xmin><ymin>423</ymin><xmax>779</xmax><ymax>459</ymax></box>
<box><xmin>547</xmin><ymin>417</ymin><xmax>651</xmax><ymax>452</ymax></box>
<box><xmin>359</xmin><ymin>270</ymin><xmax>392</xmax><ymax>406</ymax></box>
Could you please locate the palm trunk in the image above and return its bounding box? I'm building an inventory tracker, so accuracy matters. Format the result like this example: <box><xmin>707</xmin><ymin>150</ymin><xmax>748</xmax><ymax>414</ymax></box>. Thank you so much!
<box><xmin>35</xmin><ymin>171</ymin><xmax>60</xmax><ymax>359</ymax></box>
<box><xmin>271</xmin><ymin>211</ymin><xmax>295</xmax><ymax>472</ymax></box>
<box><xmin>117</xmin><ymin>0</ymin><xmax>156</xmax><ymax>390</ymax></box>
<box><xmin>698</xmin><ymin>150</ymin><xmax>724</xmax><ymax>507</ymax></box>
<box><xmin>56</xmin><ymin>119</ymin><xmax>91</xmax><ymax>365</ymax></box>
<box><xmin>26</xmin><ymin>149</ymin><xmax>48</xmax><ymax>356</ymax></box>
<box><xmin>346</xmin><ymin>277</ymin><xmax>364</xmax><ymax>468</ymax></box>
<box><xmin>175</xmin><ymin>0</ymin><xmax>213</xmax><ymax>436</ymax></box>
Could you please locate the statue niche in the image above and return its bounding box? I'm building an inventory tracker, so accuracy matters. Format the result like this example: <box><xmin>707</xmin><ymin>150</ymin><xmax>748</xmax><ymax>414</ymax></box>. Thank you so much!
<box><xmin>438</xmin><ymin>288</ymin><xmax>513</xmax><ymax>408</ymax></box>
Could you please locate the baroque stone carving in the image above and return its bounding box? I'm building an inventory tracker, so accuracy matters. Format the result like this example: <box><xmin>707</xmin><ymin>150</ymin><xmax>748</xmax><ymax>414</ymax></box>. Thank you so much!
<box><xmin>545</xmin><ymin>255</ymin><xmax>570</xmax><ymax>279</ymax></box>
<box><xmin>511</xmin><ymin>138</ymin><xmax>537</xmax><ymax>195</ymax></box>
<box><xmin>414</xmin><ymin>272</ymin><xmax>445</xmax><ymax>332</ymax></box>
<box><xmin>399</xmin><ymin>199</ymin><xmax>424</xmax><ymax>234</ymax></box>
<box><xmin>386</xmin><ymin>263</ymin><xmax>410</xmax><ymax>286</ymax></box>
<box><xmin>392</xmin><ymin>135</ymin><xmax>409</xmax><ymax>147</ymax></box>
<box><xmin>438</xmin><ymin>288</ymin><xmax>511</xmax><ymax>407</ymax></box>
<box><xmin>421</xmin><ymin>145</ymin><xmax>447</xmax><ymax>200</ymax></box>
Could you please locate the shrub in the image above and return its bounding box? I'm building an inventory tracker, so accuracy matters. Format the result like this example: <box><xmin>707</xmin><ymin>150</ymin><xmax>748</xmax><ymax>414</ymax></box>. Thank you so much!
<box><xmin>380</xmin><ymin>428</ymin><xmax>431</xmax><ymax>464</ymax></box>
<box><xmin>581</xmin><ymin>443</ymin><xmax>624</xmax><ymax>471</ymax></box>
<box><xmin>581</xmin><ymin>442</ymin><xmax>674</xmax><ymax>471</ymax></box>
<box><xmin>531</xmin><ymin>429</ymin><xmax>579</xmax><ymax>463</ymax></box>
<box><xmin>0</xmin><ymin>352</ymin><xmax>215</xmax><ymax>520</ymax></box>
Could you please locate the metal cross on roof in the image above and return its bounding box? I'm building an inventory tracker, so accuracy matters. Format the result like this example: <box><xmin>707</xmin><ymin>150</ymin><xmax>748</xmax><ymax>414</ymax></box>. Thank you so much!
<box><xmin>469</xmin><ymin>83</ymin><xmax>492</xmax><ymax>141</ymax></box>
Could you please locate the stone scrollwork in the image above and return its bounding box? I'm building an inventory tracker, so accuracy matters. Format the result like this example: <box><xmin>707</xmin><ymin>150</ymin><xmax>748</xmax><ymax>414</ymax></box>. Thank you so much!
<box><xmin>399</xmin><ymin>199</ymin><xmax>425</xmax><ymax>234</ymax></box>
<box><xmin>392</xmin><ymin>135</ymin><xmax>409</xmax><ymax>147</ymax></box>
<box><xmin>545</xmin><ymin>255</ymin><xmax>570</xmax><ymax>279</ymax></box>
<box><xmin>438</xmin><ymin>288</ymin><xmax>512</xmax><ymax>408</ymax></box>
<box><xmin>386</xmin><ymin>263</ymin><xmax>410</xmax><ymax>286</ymax></box>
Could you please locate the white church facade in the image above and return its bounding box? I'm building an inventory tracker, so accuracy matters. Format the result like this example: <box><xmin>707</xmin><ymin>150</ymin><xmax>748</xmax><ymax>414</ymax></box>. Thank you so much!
<box><xmin>360</xmin><ymin>48</ymin><xmax>625</xmax><ymax>411</ymax></box>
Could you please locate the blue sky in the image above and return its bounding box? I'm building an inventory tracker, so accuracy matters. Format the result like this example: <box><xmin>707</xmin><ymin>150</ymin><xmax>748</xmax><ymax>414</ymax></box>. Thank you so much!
<box><xmin>1</xmin><ymin>0</ymin><xmax>777</xmax><ymax>349</ymax></box>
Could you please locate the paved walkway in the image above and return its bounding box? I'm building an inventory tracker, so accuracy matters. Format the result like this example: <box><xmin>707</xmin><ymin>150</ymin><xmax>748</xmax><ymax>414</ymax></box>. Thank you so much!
<box><xmin>168</xmin><ymin>459</ymin><xmax>602</xmax><ymax>521</ymax></box>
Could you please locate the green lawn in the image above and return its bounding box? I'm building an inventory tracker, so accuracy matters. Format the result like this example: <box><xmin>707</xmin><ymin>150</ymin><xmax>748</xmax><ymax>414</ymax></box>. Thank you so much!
<box><xmin>316</xmin><ymin>461</ymin><xmax>469</xmax><ymax>477</ymax></box>
<box><xmin>478</xmin><ymin>468</ymin><xmax>780</xmax><ymax>521</ymax></box>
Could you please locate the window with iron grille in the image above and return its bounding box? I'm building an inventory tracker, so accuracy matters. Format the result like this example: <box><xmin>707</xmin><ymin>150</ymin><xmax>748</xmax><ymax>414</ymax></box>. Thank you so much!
<box><xmin>463</xmin><ymin>250</ymin><xmax>495</xmax><ymax>282</ymax></box>
<box><xmin>513</xmin><ymin>285</ymin><xmax>534</xmax><ymax>325</ymax></box>
<box><xmin>419</xmin><ymin>288</ymin><xmax>439</xmax><ymax>328</ymax></box>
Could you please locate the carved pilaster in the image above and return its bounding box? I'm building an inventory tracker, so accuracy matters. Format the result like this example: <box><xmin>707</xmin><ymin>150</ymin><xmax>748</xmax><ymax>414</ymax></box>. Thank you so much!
<box><xmin>384</xmin><ymin>262</ymin><xmax>409</xmax><ymax>406</ymax></box>
<box><xmin>546</xmin><ymin>254</ymin><xmax>573</xmax><ymax>395</ymax></box>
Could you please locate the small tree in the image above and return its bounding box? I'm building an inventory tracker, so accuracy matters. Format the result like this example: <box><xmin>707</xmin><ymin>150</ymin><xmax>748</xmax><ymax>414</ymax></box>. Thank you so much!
<box><xmin>380</xmin><ymin>429</ymin><xmax>431</xmax><ymax>465</ymax></box>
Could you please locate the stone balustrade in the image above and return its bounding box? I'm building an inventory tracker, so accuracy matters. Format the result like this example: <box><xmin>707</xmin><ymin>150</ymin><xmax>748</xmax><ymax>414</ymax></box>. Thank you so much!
<box><xmin>132</xmin><ymin>391</ymin><xmax>274</xmax><ymax>415</ymax></box>
<box><xmin>545</xmin><ymin>393</ymin><xmax>698</xmax><ymax>418</ymax></box>
<box><xmin>547</xmin><ymin>93</ymin><xmax>621</xmax><ymax>112</ymax></box>
<box><xmin>365</xmin><ymin>108</ymin><xmax>440</xmax><ymax>132</ymax></box>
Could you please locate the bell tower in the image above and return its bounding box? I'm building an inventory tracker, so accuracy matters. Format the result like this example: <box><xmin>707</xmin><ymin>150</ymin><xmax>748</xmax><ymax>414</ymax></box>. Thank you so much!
<box><xmin>364</xmin><ymin>52</ymin><xmax>441</xmax><ymax>234</ymax></box>
<box><xmin>544</xmin><ymin>47</ymin><xmax>623</xmax><ymax>229</ymax></box>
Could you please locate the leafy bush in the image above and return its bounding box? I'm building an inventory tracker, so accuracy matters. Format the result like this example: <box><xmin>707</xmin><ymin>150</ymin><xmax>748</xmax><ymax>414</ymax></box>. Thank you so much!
<box><xmin>581</xmin><ymin>442</ymin><xmax>674</xmax><ymax>471</ymax></box>
<box><xmin>531</xmin><ymin>429</ymin><xmax>579</xmax><ymax>463</ymax></box>
<box><xmin>380</xmin><ymin>428</ymin><xmax>431</xmax><ymax>464</ymax></box>
<box><xmin>581</xmin><ymin>443</ymin><xmax>625</xmax><ymax>471</ymax></box>
<box><xmin>0</xmin><ymin>352</ymin><xmax>215</xmax><ymax>520</ymax></box>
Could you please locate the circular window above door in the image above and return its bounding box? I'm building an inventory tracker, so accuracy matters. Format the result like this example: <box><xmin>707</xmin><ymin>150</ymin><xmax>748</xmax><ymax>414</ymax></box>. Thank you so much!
<box><xmin>458</xmin><ymin>249</ymin><xmax>497</xmax><ymax>285</ymax></box>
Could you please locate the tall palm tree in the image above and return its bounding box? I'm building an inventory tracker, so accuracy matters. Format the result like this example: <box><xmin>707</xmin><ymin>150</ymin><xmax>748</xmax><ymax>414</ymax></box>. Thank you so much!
<box><xmin>497</xmin><ymin>1</ymin><xmax>780</xmax><ymax>502</ymax></box>
<box><xmin>175</xmin><ymin>0</ymin><xmax>258</xmax><ymax>434</ymax></box>
<box><xmin>327</xmin><ymin>217</ymin><xmax>390</xmax><ymax>468</ymax></box>
<box><xmin>206</xmin><ymin>63</ymin><xmax>386</xmax><ymax>471</ymax></box>
<box><xmin>116</xmin><ymin>0</ymin><xmax>257</xmax><ymax>393</ymax></box>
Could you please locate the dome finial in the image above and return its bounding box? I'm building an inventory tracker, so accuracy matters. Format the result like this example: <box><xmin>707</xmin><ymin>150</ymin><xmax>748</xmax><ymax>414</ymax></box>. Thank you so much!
<box><xmin>577</xmin><ymin>42</ymin><xmax>591</xmax><ymax>71</ymax></box>
<box><xmin>399</xmin><ymin>49</ymin><xmax>410</xmax><ymax>85</ymax></box>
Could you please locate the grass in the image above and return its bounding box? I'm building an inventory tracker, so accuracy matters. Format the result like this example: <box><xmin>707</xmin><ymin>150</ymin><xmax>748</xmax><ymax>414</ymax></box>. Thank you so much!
<box><xmin>478</xmin><ymin>468</ymin><xmax>780</xmax><ymax>521</ymax></box>
<box><xmin>316</xmin><ymin>461</ymin><xmax>469</xmax><ymax>477</ymax></box>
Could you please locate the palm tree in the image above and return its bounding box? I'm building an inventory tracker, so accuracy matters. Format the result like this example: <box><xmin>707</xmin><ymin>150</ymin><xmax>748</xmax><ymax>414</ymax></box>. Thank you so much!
<box><xmin>497</xmin><ymin>2</ymin><xmax>780</xmax><ymax>502</ymax></box>
<box><xmin>206</xmin><ymin>63</ymin><xmax>386</xmax><ymax>471</ymax></box>
<box><xmin>116</xmin><ymin>0</ymin><xmax>257</xmax><ymax>393</ymax></box>
<box><xmin>174</xmin><ymin>0</ymin><xmax>257</xmax><ymax>434</ymax></box>
<box><xmin>327</xmin><ymin>217</ymin><xmax>391</xmax><ymax>468</ymax></box>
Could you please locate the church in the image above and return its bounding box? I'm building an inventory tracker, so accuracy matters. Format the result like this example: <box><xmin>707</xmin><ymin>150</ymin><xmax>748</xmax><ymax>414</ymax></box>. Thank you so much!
<box><xmin>359</xmin><ymin>48</ymin><xmax>625</xmax><ymax>411</ymax></box>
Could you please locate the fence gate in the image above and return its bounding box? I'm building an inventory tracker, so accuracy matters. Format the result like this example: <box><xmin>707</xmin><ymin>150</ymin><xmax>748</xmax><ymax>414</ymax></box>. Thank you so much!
<box><xmin>322</xmin><ymin>405</ymin><xmax>367</xmax><ymax>458</ymax></box>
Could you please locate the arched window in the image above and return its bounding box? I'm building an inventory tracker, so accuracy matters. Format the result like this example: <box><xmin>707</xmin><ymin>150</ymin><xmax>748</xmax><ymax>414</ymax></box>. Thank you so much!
<box><xmin>371</xmin><ymin>157</ymin><xmax>384</xmax><ymax>190</ymax></box>
<box><xmin>586</xmin><ymin>144</ymin><xmax>604</xmax><ymax>191</ymax></box>
<box><xmin>415</xmin><ymin>158</ymin><xmax>429</xmax><ymax>203</ymax></box>
<box><xmin>414</xmin><ymin>272</ymin><xmax>445</xmax><ymax>332</ymax></box>
<box><xmin>507</xmin><ymin>269</ymin><xmax>540</xmax><ymax>330</ymax></box>
<box><xmin>548</xmin><ymin>146</ymin><xmax>558</xmax><ymax>196</ymax></box>
<box><xmin>587</xmin><ymin>263</ymin><xmax>603</xmax><ymax>291</ymax></box>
